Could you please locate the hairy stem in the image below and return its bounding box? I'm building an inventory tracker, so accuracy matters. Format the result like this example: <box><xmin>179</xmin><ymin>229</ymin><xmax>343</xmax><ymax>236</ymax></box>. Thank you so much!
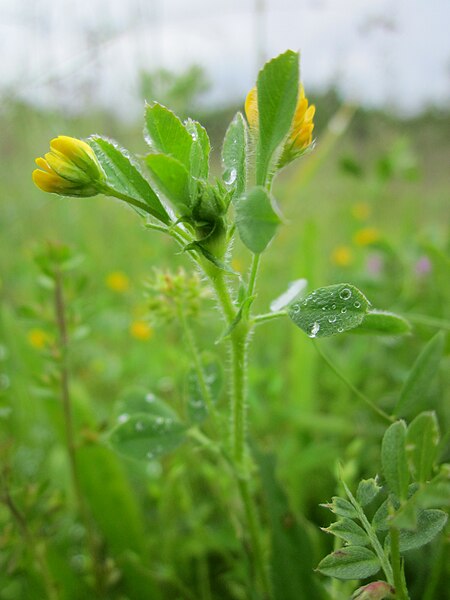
<box><xmin>390</xmin><ymin>526</ymin><xmax>410</xmax><ymax>600</ymax></box>
<box><xmin>176</xmin><ymin>302</ymin><xmax>218</xmax><ymax>430</ymax></box>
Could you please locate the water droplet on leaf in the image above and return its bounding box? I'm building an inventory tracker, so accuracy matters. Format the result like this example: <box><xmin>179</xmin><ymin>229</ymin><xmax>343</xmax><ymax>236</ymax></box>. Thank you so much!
<box><xmin>339</xmin><ymin>288</ymin><xmax>352</xmax><ymax>300</ymax></box>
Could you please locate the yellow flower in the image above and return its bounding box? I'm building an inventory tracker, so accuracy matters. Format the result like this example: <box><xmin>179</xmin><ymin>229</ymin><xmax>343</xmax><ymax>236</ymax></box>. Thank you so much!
<box><xmin>351</xmin><ymin>202</ymin><xmax>371</xmax><ymax>221</ymax></box>
<box><xmin>130</xmin><ymin>320</ymin><xmax>153</xmax><ymax>341</ymax></box>
<box><xmin>33</xmin><ymin>136</ymin><xmax>105</xmax><ymax>197</ymax></box>
<box><xmin>106</xmin><ymin>271</ymin><xmax>130</xmax><ymax>293</ymax></box>
<box><xmin>28</xmin><ymin>328</ymin><xmax>50</xmax><ymax>349</ymax></box>
<box><xmin>353</xmin><ymin>227</ymin><xmax>380</xmax><ymax>247</ymax></box>
<box><xmin>331</xmin><ymin>245</ymin><xmax>354</xmax><ymax>267</ymax></box>
<box><xmin>245</xmin><ymin>84</ymin><xmax>315</xmax><ymax>163</ymax></box>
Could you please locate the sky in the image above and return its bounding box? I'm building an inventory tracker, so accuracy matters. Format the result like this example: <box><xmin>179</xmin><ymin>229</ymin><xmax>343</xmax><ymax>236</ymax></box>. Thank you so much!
<box><xmin>1</xmin><ymin>0</ymin><xmax>449</xmax><ymax>118</ymax></box>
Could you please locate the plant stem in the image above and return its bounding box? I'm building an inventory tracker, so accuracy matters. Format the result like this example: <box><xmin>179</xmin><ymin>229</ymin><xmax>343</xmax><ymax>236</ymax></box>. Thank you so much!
<box><xmin>207</xmin><ymin>266</ymin><xmax>272</xmax><ymax>599</ymax></box>
<box><xmin>344</xmin><ymin>483</ymin><xmax>394</xmax><ymax>585</ymax></box>
<box><xmin>247</xmin><ymin>254</ymin><xmax>261</xmax><ymax>298</ymax></box>
<box><xmin>313</xmin><ymin>342</ymin><xmax>394</xmax><ymax>423</ymax></box>
<box><xmin>390</xmin><ymin>526</ymin><xmax>410</xmax><ymax>600</ymax></box>
<box><xmin>176</xmin><ymin>302</ymin><xmax>218</xmax><ymax>430</ymax></box>
<box><xmin>53</xmin><ymin>269</ymin><xmax>105</xmax><ymax>597</ymax></box>
<box><xmin>253</xmin><ymin>310</ymin><xmax>287</xmax><ymax>326</ymax></box>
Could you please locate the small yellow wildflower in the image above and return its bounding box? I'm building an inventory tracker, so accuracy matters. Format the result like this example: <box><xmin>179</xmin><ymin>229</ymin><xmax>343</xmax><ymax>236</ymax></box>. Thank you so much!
<box><xmin>33</xmin><ymin>136</ymin><xmax>105</xmax><ymax>197</ymax></box>
<box><xmin>28</xmin><ymin>329</ymin><xmax>50</xmax><ymax>349</ymax></box>
<box><xmin>130</xmin><ymin>320</ymin><xmax>153</xmax><ymax>341</ymax></box>
<box><xmin>106</xmin><ymin>271</ymin><xmax>130</xmax><ymax>293</ymax></box>
<box><xmin>353</xmin><ymin>227</ymin><xmax>380</xmax><ymax>247</ymax></box>
<box><xmin>331</xmin><ymin>245</ymin><xmax>354</xmax><ymax>267</ymax></box>
<box><xmin>245</xmin><ymin>84</ymin><xmax>315</xmax><ymax>163</ymax></box>
<box><xmin>351</xmin><ymin>202</ymin><xmax>371</xmax><ymax>221</ymax></box>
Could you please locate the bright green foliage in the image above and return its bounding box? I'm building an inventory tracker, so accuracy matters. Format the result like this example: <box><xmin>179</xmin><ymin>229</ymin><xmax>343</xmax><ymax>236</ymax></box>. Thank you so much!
<box><xmin>406</xmin><ymin>412</ymin><xmax>440</xmax><ymax>482</ymax></box>
<box><xmin>324</xmin><ymin>518</ymin><xmax>370</xmax><ymax>546</ymax></box>
<box><xmin>320</xmin><ymin>408</ymin><xmax>448</xmax><ymax>596</ymax></box>
<box><xmin>381</xmin><ymin>421</ymin><xmax>409</xmax><ymax>501</ymax></box>
<box><xmin>356</xmin><ymin>478</ymin><xmax>382</xmax><ymax>507</ymax></box>
<box><xmin>351</xmin><ymin>310</ymin><xmax>411</xmax><ymax>336</ymax></box>
<box><xmin>222</xmin><ymin>112</ymin><xmax>248</xmax><ymax>201</ymax></box>
<box><xmin>89</xmin><ymin>135</ymin><xmax>170</xmax><ymax>223</ymax></box>
<box><xmin>185</xmin><ymin>118</ymin><xmax>211</xmax><ymax>181</ymax></box>
<box><xmin>393</xmin><ymin>509</ymin><xmax>447</xmax><ymax>551</ymax></box>
<box><xmin>255</xmin><ymin>50</ymin><xmax>299</xmax><ymax>185</ymax></box>
<box><xmin>288</xmin><ymin>283</ymin><xmax>370</xmax><ymax>338</ymax></box>
<box><xmin>19</xmin><ymin>49</ymin><xmax>449</xmax><ymax>600</ymax></box>
<box><xmin>317</xmin><ymin>546</ymin><xmax>381</xmax><ymax>580</ymax></box>
<box><xmin>146</xmin><ymin>153</ymin><xmax>192</xmax><ymax>214</ymax></box>
<box><xmin>394</xmin><ymin>332</ymin><xmax>445</xmax><ymax>418</ymax></box>
<box><xmin>144</xmin><ymin>102</ymin><xmax>193</xmax><ymax>168</ymax></box>
<box><xmin>234</xmin><ymin>186</ymin><xmax>281</xmax><ymax>253</ymax></box>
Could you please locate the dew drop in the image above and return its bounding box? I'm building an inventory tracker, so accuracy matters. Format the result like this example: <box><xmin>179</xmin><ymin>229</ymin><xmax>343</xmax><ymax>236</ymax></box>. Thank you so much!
<box><xmin>339</xmin><ymin>288</ymin><xmax>352</xmax><ymax>300</ymax></box>
<box><xmin>338</xmin><ymin>327</ymin><xmax>344</xmax><ymax>333</ymax></box>
<box><xmin>331</xmin><ymin>304</ymin><xmax>336</xmax><ymax>309</ymax></box>
<box><xmin>341</xmin><ymin>307</ymin><xmax>347</xmax><ymax>314</ymax></box>
<box><xmin>224</xmin><ymin>168</ymin><xmax>237</xmax><ymax>186</ymax></box>
<box><xmin>292</xmin><ymin>303</ymin><xmax>301</xmax><ymax>313</ymax></box>
<box><xmin>308</xmin><ymin>322</ymin><xmax>320</xmax><ymax>338</ymax></box>
<box><xmin>135</xmin><ymin>421</ymin><xmax>145</xmax><ymax>432</ymax></box>
<box><xmin>354</xmin><ymin>301</ymin><xmax>361</xmax><ymax>308</ymax></box>
<box><xmin>328</xmin><ymin>315</ymin><xmax>337</xmax><ymax>323</ymax></box>
<box><xmin>155</xmin><ymin>416</ymin><xmax>164</xmax><ymax>425</ymax></box>
<box><xmin>118</xmin><ymin>413</ymin><xmax>129</xmax><ymax>424</ymax></box>
<box><xmin>145</xmin><ymin>393</ymin><xmax>156</xmax><ymax>403</ymax></box>
<box><xmin>147</xmin><ymin>451</ymin><xmax>154</xmax><ymax>460</ymax></box>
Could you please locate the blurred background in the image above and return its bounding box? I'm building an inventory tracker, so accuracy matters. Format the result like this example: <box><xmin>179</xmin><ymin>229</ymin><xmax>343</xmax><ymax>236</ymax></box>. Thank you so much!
<box><xmin>0</xmin><ymin>1</ymin><xmax>449</xmax><ymax>599</ymax></box>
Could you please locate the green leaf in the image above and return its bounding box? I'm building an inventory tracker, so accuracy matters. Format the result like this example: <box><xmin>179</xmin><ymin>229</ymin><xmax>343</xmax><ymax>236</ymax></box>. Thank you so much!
<box><xmin>351</xmin><ymin>310</ymin><xmax>411</xmax><ymax>336</ymax></box>
<box><xmin>234</xmin><ymin>186</ymin><xmax>281</xmax><ymax>253</ymax></box>
<box><xmin>146</xmin><ymin>154</ymin><xmax>191</xmax><ymax>215</ymax></box>
<box><xmin>114</xmin><ymin>388</ymin><xmax>179</xmax><ymax>423</ymax></box>
<box><xmin>322</xmin><ymin>496</ymin><xmax>359</xmax><ymax>519</ymax></box>
<box><xmin>144</xmin><ymin>102</ymin><xmax>193</xmax><ymax>169</ymax></box>
<box><xmin>256</xmin><ymin>50</ymin><xmax>299</xmax><ymax>185</ymax></box>
<box><xmin>108</xmin><ymin>413</ymin><xmax>186</xmax><ymax>461</ymax></box>
<box><xmin>185</xmin><ymin>355</ymin><xmax>223</xmax><ymax>423</ymax></box>
<box><xmin>394</xmin><ymin>332</ymin><xmax>445</xmax><ymax>418</ymax></box>
<box><xmin>88</xmin><ymin>136</ymin><xmax>169</xmax><ymax>224</ymax></box>
<box><xmin>222</xmin><ymin>112</ymin><xmax>248</xmax><ymax>201</ymax></box>
<box><xmin>406</xmin><ymin>412</ymin><xmax>440</xmax><ymax>483</ymax></box>
<box><xmin>324</xmin><ymin>518</ymin><xmax>370</xmax><ymax>547</ymax></box>
<box><xmin>356</xmin><ymin>478</ymin><xmax>382</xmax><ymax>507</ymax></box>
<box><xmin>372</xmin><ymin>495</ymin><xmax>400</xmax><ymax>532</ymax></box>
<box><xmin>288</xmin><ymin>283</ymin><xmax>370</xmax><ymax>338</ymax></box>
<box><xmin>381</xmin><ymin>421</ymin><xmax>409</xmax><ymax>501</ymax></box>
<box><xmin>395</xmin><ymin>509</ymin><xmax>448</xmax><ymax>552</ymax></box>
<box><xmin>185</xmin><ymin>118</ymin><xmax>210</xmax><ymax>181</ymax></box>
<box><xmin>316</xmin><ymin>546</ymin><xmax>381</xmax><ymax>580</ymax></box>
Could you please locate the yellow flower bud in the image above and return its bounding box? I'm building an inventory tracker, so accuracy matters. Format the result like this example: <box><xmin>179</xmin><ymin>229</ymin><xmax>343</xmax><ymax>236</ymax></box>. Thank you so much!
<box><xmin>244</xmin><ymin>84</ymin><xmax>315</xmax><ymax>166</ymax></box>
<box><xmin>33</xmin><ymin>136</ymin><xmax>105</xmax><ymax>197</ymax></box>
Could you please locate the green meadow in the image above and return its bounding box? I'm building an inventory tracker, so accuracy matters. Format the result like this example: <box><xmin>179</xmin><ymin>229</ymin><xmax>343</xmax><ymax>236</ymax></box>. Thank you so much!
<box><xmin>0</xmin><ymin>80</ymin><xmax>448</xmax><ymax>600</ymax></box>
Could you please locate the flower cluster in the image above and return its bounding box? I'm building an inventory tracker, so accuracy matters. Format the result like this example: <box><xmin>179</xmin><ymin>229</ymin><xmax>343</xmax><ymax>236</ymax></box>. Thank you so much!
<box><xmin>33</xmin><ymin>136</ymin><xmax>105</xmax><ymax>197</ymax></box>
<box><xmin>245</xmin><ymin>83</ymin><xmax>315</xmax><ymax>165</ymax></box>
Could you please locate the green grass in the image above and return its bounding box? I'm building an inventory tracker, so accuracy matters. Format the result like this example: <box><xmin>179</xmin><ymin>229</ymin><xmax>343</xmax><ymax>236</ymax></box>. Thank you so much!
<box><xmin>0</xmin><ymin>97</ymin><xmax>448</xmax><ymax>599</ymax></box>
